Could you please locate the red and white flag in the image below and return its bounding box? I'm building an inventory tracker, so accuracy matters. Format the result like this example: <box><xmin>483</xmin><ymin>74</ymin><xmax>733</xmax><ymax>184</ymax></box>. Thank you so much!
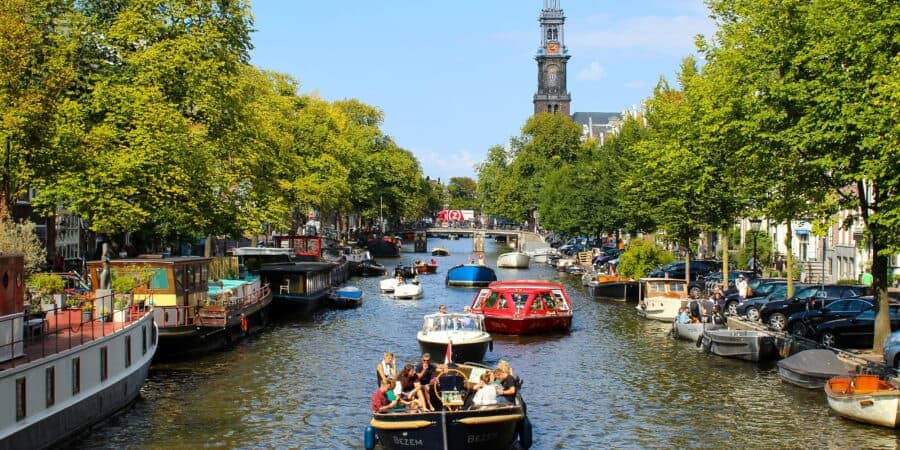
<box><xmin>444</xmin><ymin>340</ymin><xmax>453</xmax><ymax>365</ymax></box>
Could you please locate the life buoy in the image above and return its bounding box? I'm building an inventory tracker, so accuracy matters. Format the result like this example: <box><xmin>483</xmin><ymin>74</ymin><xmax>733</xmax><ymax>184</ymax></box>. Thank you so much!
<box><xmin>240</xmin><ymin>314</ymin><xmax>248</xmax><ymax>333</ymax></box>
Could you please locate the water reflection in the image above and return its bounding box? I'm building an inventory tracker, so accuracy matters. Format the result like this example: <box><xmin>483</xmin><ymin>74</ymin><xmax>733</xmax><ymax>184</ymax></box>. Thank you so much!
<box><xmin>76</xmin><ymin>237</ymin><xmax>900</xmax><ymax>449</ymax></box>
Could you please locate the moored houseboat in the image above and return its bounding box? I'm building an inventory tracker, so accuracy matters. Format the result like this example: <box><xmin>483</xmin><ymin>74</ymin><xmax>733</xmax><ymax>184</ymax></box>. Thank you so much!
<box><xmin>366</xmin><ymin>236</ymin><xmax>401</xmax><ymax>258</ymax></box>
<box><xmin>259</xmin><ymin>262</ymin><xmax>333</xmax><ymax>314</ymax></box>
<box><xmin>469</xmin><ymin>280</ymin><xmax>573</xmax><ymax>335</ymax></box>
<box><xmin>0</xmin><ymin>255</ymin><xmax>157</xmax><ymax>449</ymax></box>
<box><xmin>588</xmin><ymin>275</ymin><xmax>641</xmax><ymax>302</ymax></box>
<box><xmin>87</xmin><ymin>256</ymin><xmax>271</xmax><ymax>359</ymax></box>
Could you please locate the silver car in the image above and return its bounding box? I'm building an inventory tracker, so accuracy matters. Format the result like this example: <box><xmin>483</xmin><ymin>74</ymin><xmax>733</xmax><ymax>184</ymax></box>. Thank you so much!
<box><xmin>882</xmin><ymin>330</ymin><xmax>900</xmax><ymax>369</ymax></box>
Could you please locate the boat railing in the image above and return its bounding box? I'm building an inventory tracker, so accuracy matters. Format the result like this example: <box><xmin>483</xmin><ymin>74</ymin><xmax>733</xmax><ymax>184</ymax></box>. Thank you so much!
<box><xmin>0</xmin><ymin>292</ymin><xmax>151</xmax><ymax>370</ymax></box>
<box><xmin>422</xmin><ymin>313</ymin><xmax>485</xmax><ymax>333</ymax></box>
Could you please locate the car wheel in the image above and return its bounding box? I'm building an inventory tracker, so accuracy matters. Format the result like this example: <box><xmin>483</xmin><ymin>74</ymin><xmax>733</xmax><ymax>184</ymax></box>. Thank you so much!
<box><xmin>792</xmin><ymin>323</ymin><xmax>811</xmax><ymax>338</ymax></box>
<box><xmin>690</xmin><ymin>286</ymin><xmax>702</xmax><ymax>298</ymax></box>
<box><xmin>726</xmin><ymin>301</ymin><xmax>738</xmax><ymax>316</ymax></box>
<box><xmin>746</xmin><ymin>307</ymin><xmax>760</xmax><ymax>321</ymax></box>
<box><xmin>768</xmin><ymin>313</ymin><xmax>787</xmax><ymax>331</ymax></box>
<box><xmin>821</xmin><ymin>331</ymin><xmax>837</xmax><ymax>347</ymax></box>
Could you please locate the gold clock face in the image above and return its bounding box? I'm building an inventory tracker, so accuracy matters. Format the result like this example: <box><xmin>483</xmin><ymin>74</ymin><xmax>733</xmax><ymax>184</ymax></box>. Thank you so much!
<box><xmin>547</xmin><ymin>42</ymin><xmax>560</xmax><ymax>55</ymax></box>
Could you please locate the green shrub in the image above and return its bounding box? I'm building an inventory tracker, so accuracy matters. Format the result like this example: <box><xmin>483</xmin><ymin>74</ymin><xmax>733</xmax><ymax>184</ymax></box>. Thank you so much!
<box><xmin>26</xmin><ymin>273</ymin><xmax>66</xmax><ymax>304</ymax></box>
<box><xmin>835</xmin><ymin>279</ymin><xmax>859</xmax><ymax>285</ymax></box>
<box><xmin>617</xmin><ymin>240</ymin><xmax>674</xmax><ymax>280</ymax></box>
<box><xmin>111</xmin><ymin>276</ymin><xmax>136</xmax><ymax>294</ymax></box>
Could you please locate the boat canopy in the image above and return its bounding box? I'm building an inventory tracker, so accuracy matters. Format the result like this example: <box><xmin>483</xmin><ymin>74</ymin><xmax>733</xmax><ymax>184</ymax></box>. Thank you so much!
<box><xmin>421</xmin><ymin>313</ymin><xmax>486</xmax><ymax>333</ymax></box>
<box><xmin>471</xmin><ymin>286</ymin><xmax>570</xmax><ymax>315</ymax></box>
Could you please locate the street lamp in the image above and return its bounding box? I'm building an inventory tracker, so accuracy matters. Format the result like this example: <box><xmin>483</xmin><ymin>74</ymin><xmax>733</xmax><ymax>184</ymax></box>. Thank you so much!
<box><xmin>749</xmin><ymin>218</ymin><xmax>762</xmax><ymax>275</ymax></box>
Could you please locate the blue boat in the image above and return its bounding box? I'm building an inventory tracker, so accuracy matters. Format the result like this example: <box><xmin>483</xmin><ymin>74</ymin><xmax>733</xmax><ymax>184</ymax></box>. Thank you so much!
<box><xmin>445</xmin><ymin>264</ymin><xmax>498</xmax><ymax>287</ymax></box>
<box><xmin>330</xmin><ymin>286</ymin><xmax>363</xmax><ymax>309</ymax></box>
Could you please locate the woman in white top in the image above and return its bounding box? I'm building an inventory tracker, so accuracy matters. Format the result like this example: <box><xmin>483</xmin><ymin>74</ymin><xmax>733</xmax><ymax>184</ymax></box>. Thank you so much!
<box><xmin>471</xmin><ymin>371</ymin><xmax>498</xmax><ymax>407</ymax></box>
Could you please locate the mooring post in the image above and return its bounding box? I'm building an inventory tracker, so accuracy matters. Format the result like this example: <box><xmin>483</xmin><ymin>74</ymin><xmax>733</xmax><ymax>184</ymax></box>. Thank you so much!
<box><xmin>414</xmin><ymin>231</ymin><xmax>427</xmax><ymax>253</ymax></box>
<box><xmin>473</xmin><ymin>231</ymin><xmax>485</xmax><ymax>253</ymax></box>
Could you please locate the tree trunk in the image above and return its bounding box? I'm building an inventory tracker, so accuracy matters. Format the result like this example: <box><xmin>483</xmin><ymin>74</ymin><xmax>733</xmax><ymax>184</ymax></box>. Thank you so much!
<box><xmin>872</xmin><ymin>233</ymin><xmax>890</xmax><ymax>352</ymax></box>
<box><xmin>721</xmin><ymin>229</ymin><xmax>729</xmax><ymax>290</ymax></box>
<box><xmin>785</xmin><ymin>221</ymin><xmax>794</xmax><ymax>298</ymax></box>
<box><xmin>204</xmin><ymin>235</ymin><xmax>213</xmax><ymax>257</ymax></box>
<box><xmin>685</xmin><ymin>238</ymin><xmax>692</xmax><ymax>285</ymax></box>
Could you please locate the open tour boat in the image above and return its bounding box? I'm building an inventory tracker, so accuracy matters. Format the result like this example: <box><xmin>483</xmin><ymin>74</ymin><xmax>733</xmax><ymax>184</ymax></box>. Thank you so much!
<box><xmin>469</xmin><ymin>280</ymin><xmax>573</xmax><ymax>335</ymax></box>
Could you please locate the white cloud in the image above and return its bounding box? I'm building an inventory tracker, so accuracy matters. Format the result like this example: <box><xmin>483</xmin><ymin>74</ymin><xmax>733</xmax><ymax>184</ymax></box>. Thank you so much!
<box><xmin>568</xmin><ymin>15</ymin><xmax>715</xmax><ymax>55</ymax></box>
<box><xmin>577</xmin><ymin>62</ymin><xmax>605</xmax><ymax>81</ymax></box>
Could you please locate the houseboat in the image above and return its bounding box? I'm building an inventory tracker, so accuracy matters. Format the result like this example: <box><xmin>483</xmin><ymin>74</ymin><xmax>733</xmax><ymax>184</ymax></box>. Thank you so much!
<box><xmin>86</xmin><ymin>256</ymin><xmax>271</xmax><ymax>359</ymax></box>
<box><xmin>0</xmin><ymin>255</ymin><xmax>157</xmax><ymax>449</ymax></box>
<box><xmin>636</xmin><ymin>278</ymin><xmax>688</xmax><ymax>322</ymax></box>
<box><xmin>445</xmin><ymin>264</ymin><xmax>497</xmax><ymax>288</ymax></box>
<box><xmin>259</xmin><ymin>262</ymin><xmax>333</xmax><ymax>314</ymax></box>
<box><xmin>469</xmin><ymin>280</ymin><xmax>573</xmax><ymax>335</ymax></box>
<box><xmin>276</xmin><ymin>235</ymin><xmax>351</xmax><ymax>285</ymax></box>
<box><xmin>366</xmin><ymin>236</ymin><xmax>401</xmax><ymax>258</ymax></box>
<box><xmin>587</xmin><ymin>276</ymin><xmax>641</xmax><ymax>302</ymax></box>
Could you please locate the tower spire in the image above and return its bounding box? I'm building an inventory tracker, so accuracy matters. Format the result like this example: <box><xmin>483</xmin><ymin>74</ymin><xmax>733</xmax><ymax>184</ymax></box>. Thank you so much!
<box><xmin>533</xmin><ymin>1</ymin><xmax>571</xmax><ymax>115</ymax></box>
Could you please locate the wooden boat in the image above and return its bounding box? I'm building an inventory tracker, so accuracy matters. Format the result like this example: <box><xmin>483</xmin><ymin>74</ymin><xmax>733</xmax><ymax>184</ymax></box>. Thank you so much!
<box><xmin>636</xmin><ymin>278</ymin><xmax>688</xmax><ymax>322</ymax></box>
<box><xmin>367</xmin><ymin>236</ymin><xmax>401</xmax><ymax>258</ymax></box>
<box><xmin>365</xmin><ymin>362</ymin><xmax>531</xmax><ymax>450</ymax></box>
<box><xmin>431</xmin><ymin>247</ymin><xmax>450</xmax><ymax>257</ymax></box>
<box><xmin>415</xmin><ymin>262</ymin><xmax>438</xmax><ymax>274</ymax></box>
<box><xmin>825</xmin><ymin>375</ymin><xmax>900</xmax><ymax>428</ymax></box>
<box><xmin>446</xmin><ymin>265</ymin><xmax>497</xmax><ymax>288</ymax></box>
<box><xmin>588</xmin><ymin>276</ymin><xmax>641</xmax><ymax>302</ymax></box>
<box><xmin>87</xmin><ymin>256</ymin><xmax>271</xmax><ymax>359</ymax></box>
<box><xmin>672</xmin><ymin>321</ymin><xmax>724</xmax><ymax>343</ymax></box>
<box><xmin>258</xmin><ymin>261</ymin><xmax>332</xmax><ymax>314</ymax></box>
<box><xmin>699</xmin><ymin>329</ymin><xmax>778</xmax><ymax>362</ymax></box>
<box><xmin>330</xmin><ymin>286</ymin><xmax>363</xmax><ymax>309</ymax></box>
<box><xmin>416</xmin><ymin>314</ymin><xmax>492</xmax><ymax>363</ymax></box>
<box><xmin>0</xmin><ymin>255</ymin><xmax>158</xmax><ymax>449</ymax></box>
<box><xmin>469</xmin><ymin>280</ymin><xmax>573</xmax><ymax>335</ymax></box>
<box><xmin>497</xmin><ymin>252</ymin><xmax>530</xmax><ymax>269</ymax></box>
<box><xmin>776</xmin><ymin>349</ymin><xmax>853</xmax><ymax>389</ymax></box>
<box><xmin>393</xmin><ymin>281</ymin><xmax>423</xmax><ymax>300</ymax></box>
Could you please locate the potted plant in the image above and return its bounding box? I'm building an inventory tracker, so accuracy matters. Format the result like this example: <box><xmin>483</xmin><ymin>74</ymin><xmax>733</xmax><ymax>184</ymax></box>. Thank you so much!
<box><xmin>81</xmin><ymin>301</ymin><xmax>94</xmax><ymax>323</ymax></box>
<box><xmin>111</xmin><ymin>276</ymin><xmax>136</xmax><ymax>322</ymax></box>
<box><xmin>26</xmin><ymin>273</ymin><xmax>66</xmax><ymax>314</ymax></box>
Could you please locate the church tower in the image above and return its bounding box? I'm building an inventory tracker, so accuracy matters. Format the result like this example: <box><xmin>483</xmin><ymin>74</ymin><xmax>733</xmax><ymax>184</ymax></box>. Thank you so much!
<box><xmin>533</xmin><ymin>0</ymin><xmax>571</xmax><ymax>115</ymax></box>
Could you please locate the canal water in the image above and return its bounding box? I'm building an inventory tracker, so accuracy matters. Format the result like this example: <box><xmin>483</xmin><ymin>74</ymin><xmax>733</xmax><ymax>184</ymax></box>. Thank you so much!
<box><xmin>77</xmin><ymin>238</ymin><xmax>898</xmax><ymax>449</ymax></box>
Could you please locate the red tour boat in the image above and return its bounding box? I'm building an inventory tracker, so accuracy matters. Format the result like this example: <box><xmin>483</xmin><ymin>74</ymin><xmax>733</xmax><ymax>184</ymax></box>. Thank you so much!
<box><xmin>469</xmin><ymin>280</ymin><xmax>573</xmax><ymax>335</ymax></box>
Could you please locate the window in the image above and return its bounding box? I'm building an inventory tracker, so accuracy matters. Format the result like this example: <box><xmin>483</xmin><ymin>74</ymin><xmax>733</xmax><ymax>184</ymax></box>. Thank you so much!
<box><xmin>125</xmin><ymin>336</ymin><xmax>132</xmax><ymax>368</ymax></box>
<box><xmin>15</xmin><ymin>377</ymin><xmax>26</xmax><ymax>421</ymax></box>
<box><xmin>849</xmin><ymin>301</ymin><xmax>871</xmax><ymax>312</ymax></box>
<box><xmin>72</xmin><ymin>357</ymin><xmax>81</xmax><ymax>395</ymax></box>
<box><xmin>46</xmin><ymin>367</ymin><xmax>55</xmax><ymax>407</ymax></box>
<box><xmin>174</xmin><ymin>268</ymin><xmax>184</xmax><ymax>293</ymax></box>
<box><xmin>142</xmin><ymin>326</ymin><xmax>147</xmax><ymax>355</ymax></box>
<box><xmin>542</xmin><ymin>293</ymin><xmax>556</xmax><ymax>309</ymax></box>
<box><xmin>149</xmin><ymin>268</ymin><xmax>169</xmax><ymax>290</ymax></box>
<box><xmin>151</xmin><ymin>321</ymin><xmax>157</xmax><ymax>345</ymax></box>
<box><xmin>100</xmin><ymin>346</ymin><xmax>108</xmax><ymax>382</ymax></box>
<box><xmin>485</xmin><ymin>292</ymin><xmax>499</xmax><ymax>308</ymax></box>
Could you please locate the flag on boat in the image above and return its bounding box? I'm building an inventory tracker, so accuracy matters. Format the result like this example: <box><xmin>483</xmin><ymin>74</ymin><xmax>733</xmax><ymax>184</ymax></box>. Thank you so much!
<box><xmin>444</xmin><ymin>340</ymin><xmax>452</xmax><ymax>364</ymax></box>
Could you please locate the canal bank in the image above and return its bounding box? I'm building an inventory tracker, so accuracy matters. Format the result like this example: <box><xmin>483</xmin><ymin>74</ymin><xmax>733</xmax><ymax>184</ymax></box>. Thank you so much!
<box><xmin>76</xmin><ymin>237</ymin><xmax>898</xmax><ymax>449</ymax></box>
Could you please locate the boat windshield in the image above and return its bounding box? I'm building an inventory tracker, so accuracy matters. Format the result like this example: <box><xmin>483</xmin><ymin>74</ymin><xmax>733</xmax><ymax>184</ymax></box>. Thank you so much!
<box><xmin>422</xmin><ymin>313</ymin><xmax>484</xmax><ymax>332</ymax></box>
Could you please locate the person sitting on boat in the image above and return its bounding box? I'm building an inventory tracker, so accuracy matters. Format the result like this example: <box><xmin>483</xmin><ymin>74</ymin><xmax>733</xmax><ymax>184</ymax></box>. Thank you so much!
<box><xmin>468</xmin><ymin>257</ymin><xmax>476</xmax><ymax>264</ymax></box>
<box><xmin>414</xmin><ymin>259</ymin><xmax>422</xmax><ymax>266</ymax></box>
<box><xmin>471</xmin><ymin>371</ymin><xmax>498</xmax><ymax>408</ymax></box>
<box><xmin>688</xmin><ymin>299</ymin><xmax>702</xmax><ymax>323</ymax></box>
<box><xmin>430</xmin><ymin>258</ymin><xmax>437</xmax><ymax>265</ymax></box>
<box><xmin>477</xmin><ymin>254</ymin><xmax>485</xmax><ymax>265</ymax></box>
<box><xmin>411</xmin><ymin>275</ymin><xmax>420</xmax><ymax>285</ymax></box>
<box><xmin>497</xmin><ymin>359</ymin><xmax>515</xmax><ymax>378</ymax></box>
<box><xmin>372</xmin><ymin>378</ymin><xmax>401</xmax><ymax>413</ymax></box>
<box><xmin>414</xmin><ymin>353</ymin><xmax>437</xmax><ymax>410</ymax></box>
<box><xmin>710</xmin><ymin>303</ymin><xmax>726</xmax><ymax>325</ymax></box>
<box><xmin>677</xmin><ymin>307</ymin><xmax>692</xmax><ymax>324</ymax></box>
<box><xmin>397</xmin><ymin>364</ymin><xmax>432</xmax><ymax>411</ymax></box>
<box><xmin>701</xmin><ymin>297</ymin><xmax>716</xmax><ymax>323</ymax></box>
<box><xmin>438</xmin><ymin>304</ymin><xmax>447</xmax><ymax>314</ymax></box>
<box><xmin>494</xmin><ymin>367</ymin><xmax>517</xmax><ymax>405</ymax></box>
<box><xmin>461</xmin><ymin>307</ymin><xmax>474</xmax><ymax>328</ymax></box>
<box><xmin>376</xmin><ymin>352</ymin><xmax>397</xmax><ymax>388</ymax></box>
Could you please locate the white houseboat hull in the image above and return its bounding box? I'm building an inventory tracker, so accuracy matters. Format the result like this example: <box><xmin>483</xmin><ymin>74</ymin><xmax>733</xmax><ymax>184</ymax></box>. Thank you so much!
<box><xmin>497</xmin><ymin>252</ymin><xmax>530</xmax><ymax>269</ymax></box>
<box><xmin>637</xmin><ymin>297</ymin><xmax>686</xmax><ymax>322</ymax></box>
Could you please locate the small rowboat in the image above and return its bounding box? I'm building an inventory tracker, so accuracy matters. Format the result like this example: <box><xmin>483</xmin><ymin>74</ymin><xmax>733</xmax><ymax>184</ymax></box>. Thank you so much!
<box><xmin>825</xmin><ymin>375</ymin><xmax>900</xmax><ymax>428</ymax></box>
<box><xmin>330</xmin><ymin>286</ymin><xmax>363</xmax><ymax>309</ymax></box>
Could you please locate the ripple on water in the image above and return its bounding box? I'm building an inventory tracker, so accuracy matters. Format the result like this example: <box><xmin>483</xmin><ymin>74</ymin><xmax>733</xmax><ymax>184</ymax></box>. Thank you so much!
<box><xmin>73</xmin><ymin>239</ymin><xmax>900</xmax><ymax>449</ymax></box>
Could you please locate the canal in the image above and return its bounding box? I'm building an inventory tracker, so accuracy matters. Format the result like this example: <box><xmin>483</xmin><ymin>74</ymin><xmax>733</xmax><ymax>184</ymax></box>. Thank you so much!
<box><xmin>78</xmin><ymin>238</ymin><xmax>898</xmax><ymax>449</ymax></box>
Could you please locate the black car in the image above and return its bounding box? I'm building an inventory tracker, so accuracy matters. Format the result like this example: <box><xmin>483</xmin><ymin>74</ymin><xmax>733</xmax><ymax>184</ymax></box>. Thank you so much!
<box><xmin>786</xmin><ymin>297</ymin><xmax>875</xmax><ymax>336</ymax></box>
<box><xmin>815</xmin><ymin>305</ymin><xmax>900</xmax><ymax>348</ymax></box>
<box><xmin>693</xmin><ymin>271</ymin><xmax>758</xmax><ymax>298</ymax></box>
<box><xmin>732</xmin><ymin>282</ymin><xmax>795</xmax><ymax>319</ymax></box>
<box><xmin>759</xmin><ymin>284</ymin><xmax>870</xmax><ymax>331</ymax></box>
<box><xmin>649</xmin><ymin>260</ymin><xmax>719</xmax><ymax>281</ymax></box>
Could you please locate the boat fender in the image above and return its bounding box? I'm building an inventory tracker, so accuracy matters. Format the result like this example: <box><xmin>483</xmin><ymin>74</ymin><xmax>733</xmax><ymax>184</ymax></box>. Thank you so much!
<box><xmin>364</xmin><ymin>425</ymin><xmax>377</xmax><ymax>450</ymax></box>
<box><xmin>517</xmin><ymin>416</ymin><xmax>533</xmax><ymax>449</ymax></box>
<box><xmin>695</xmin><ymin>334</ymin><xmax>703</xmax><ymax>348</ymax></box>
<box><xmin>240</xmin><ymin>314</ymin><xmax>248</xmax><ymax>333</ymax></box>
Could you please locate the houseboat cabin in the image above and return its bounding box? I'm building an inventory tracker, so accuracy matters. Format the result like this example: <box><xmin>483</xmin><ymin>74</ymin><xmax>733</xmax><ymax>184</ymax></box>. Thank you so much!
<box><xmin>470</xmin><ymin>280</ymin><xmax>573</xmax><ymax>335</ymax></box>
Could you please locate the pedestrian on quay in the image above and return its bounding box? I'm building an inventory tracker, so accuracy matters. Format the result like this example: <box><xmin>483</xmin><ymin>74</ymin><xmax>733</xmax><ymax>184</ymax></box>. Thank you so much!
<box><xmin>736</xmin><ymin>275</ymin><xmax>749</xmax><ymax>303</ymax></box>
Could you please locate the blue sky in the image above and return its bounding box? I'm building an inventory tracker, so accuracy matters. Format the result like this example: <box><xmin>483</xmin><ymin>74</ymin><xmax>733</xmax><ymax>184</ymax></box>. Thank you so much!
<box><xmin>250</xmin><ymin>1</ymin><xmax>715</xmax><ymax>180</ymax></box>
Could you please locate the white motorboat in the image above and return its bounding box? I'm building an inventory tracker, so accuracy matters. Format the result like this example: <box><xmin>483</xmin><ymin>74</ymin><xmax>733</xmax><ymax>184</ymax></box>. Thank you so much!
<box><xmin>416</xmin><ymin>313</ymin><xmax>492</xmax><ymax>363</ymax></box>
<box><xmin>379</xmin><ymin>277</ymin><xmax>400</xmax><ymax>293</ymax></box>
<box><xmin>825</xmin><ymin>375</ymin><xmax>900</xmax><ymax>428</ymax></box>
<box><xmin>672</xmin><ymin>321</ymin><xmax>724</xmax><ymax>343</ymax></box>
<box><xmin>636</xmin><ymin>278</ymin><xmax>688</xmax><ymax>322</ymax></box>
<box><xmin>497</xmin><ymin>251</ymin><xmax>530</xmax><ymax>269</ymax></box>
<box><xmin>393</xmin><ymin>281</ymin><xmax>423</xmax><ymax>300</ymax></box>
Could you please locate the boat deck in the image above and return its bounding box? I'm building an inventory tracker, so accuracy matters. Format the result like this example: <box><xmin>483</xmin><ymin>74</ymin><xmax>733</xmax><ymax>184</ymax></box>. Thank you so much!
<box><xmin>0</xmin><ymin>308</ymin><xmax>149</xmax><ymax>371</ymax></box>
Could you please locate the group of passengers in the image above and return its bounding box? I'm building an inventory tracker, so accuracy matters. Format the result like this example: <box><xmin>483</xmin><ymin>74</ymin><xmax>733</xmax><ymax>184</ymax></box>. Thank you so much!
<box><xmin>677</xmin><ymin>286</ymin><xmax>727</xmax><ymax>325</ymax></box>
<box><xmin>371</xmin><ymin>352</ymin><xmax>518</xmax><ymax>413</ymax></box>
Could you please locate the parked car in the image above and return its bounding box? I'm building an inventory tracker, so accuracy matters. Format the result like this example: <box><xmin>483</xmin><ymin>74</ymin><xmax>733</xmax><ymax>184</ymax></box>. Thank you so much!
<box><xmin>734</xmin><ymin>282</ymin><xmax>796</xmax><ymax>319</ymax></box>
<box><xmin>648</xmin><ymin>260</ymin><xmax>719</xmax><ymax>281</ymax></box>
<box><xmin>592</xmin><ymin>248</ymin><xmax>623</xmax><ymax>266</ymax></box>
<box><xmin>882</xmin><ymin>330</ymin><xmax>900</xmax><ymax>369</ymax></box>
<box><xmin>693</xmin><ymin>270</ymin><xmax>756</xmax><ymax>298</ymax></box>
<box><xmin>815</xmin><ymin>305</ymin><xmax>900</xmax><ymax>348</ymax></box>
<box><xmin>786</xmin><ymin>297</ymin><xmax>875</xmax><ymax>336</ymax></box>
<box><xmin>759</xmin><ymin>284</ymin><xmax>870</xmax><ymax>331</ymax></box>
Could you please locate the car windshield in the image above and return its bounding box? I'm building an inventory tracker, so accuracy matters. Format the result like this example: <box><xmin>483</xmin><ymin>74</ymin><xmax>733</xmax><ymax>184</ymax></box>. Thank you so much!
<box><xmin>766</xmin><ymin>285</ymin><xmax>788</xmax><ymax>300</ymax></box>
<box><xmin>795</xmin><ymin>287</ymin><xmax>821</xmax><ymax>300</ymax></box>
